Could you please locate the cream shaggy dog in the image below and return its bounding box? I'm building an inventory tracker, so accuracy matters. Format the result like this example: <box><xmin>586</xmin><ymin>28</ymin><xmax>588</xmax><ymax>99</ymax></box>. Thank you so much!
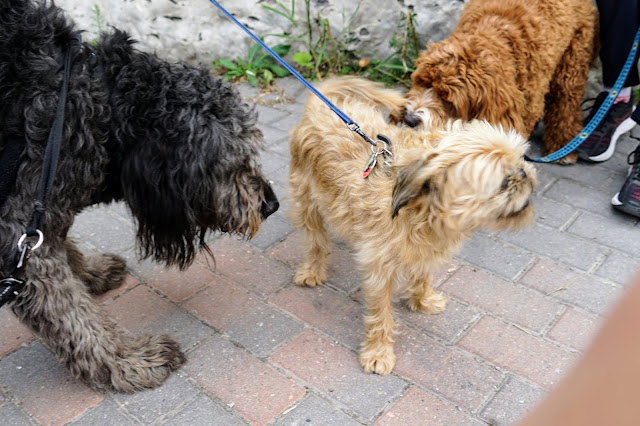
<box><xmin>289</xmin><ymin>78</ymin><xmax>537</xmax><ymax>374</ymax></box>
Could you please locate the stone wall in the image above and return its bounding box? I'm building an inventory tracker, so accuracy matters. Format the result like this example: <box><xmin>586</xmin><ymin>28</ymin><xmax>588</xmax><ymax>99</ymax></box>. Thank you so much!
<box><xmin>56</xmin><ymin>0</ymin><xmax>466</xmax><ymax>66</ymax></box>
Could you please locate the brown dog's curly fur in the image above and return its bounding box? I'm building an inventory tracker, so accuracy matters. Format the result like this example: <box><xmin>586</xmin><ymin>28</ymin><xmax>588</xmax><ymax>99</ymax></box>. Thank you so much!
<box><xmin>290</xmin><ymin>78</ymin><xmax>537</xmax><ymax>374</ymax></box>
<box><xmin>395</xmin><ymin>0</ymin><xmax>598</xmax><ymax>164</ymax></box>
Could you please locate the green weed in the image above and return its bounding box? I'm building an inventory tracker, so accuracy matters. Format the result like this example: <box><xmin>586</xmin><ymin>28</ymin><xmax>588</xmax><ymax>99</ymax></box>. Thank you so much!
<box><xmin>213</xmin><ymin>43</ymin><xmax>291</xmax><ymax>87</ymax></box>
<box><xmin>212</xmin><ymin>2</ymin><xmax>420</xmax><ymax>88</ymax></box>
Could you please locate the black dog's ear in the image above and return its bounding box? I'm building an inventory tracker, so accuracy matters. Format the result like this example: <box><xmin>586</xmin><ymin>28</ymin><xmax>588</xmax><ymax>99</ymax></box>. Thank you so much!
<box><xmin>121</xmin><ymin>146</ymin><xmax>208</xmax><ymax>270</ymax></box>
<box><xmin>391</xmin><ymin>152</ymin><xmax>438</xmax><ymax>217</ymax></box>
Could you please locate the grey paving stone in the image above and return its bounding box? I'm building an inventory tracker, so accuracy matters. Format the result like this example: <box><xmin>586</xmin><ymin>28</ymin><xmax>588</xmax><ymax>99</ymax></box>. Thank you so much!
<box><xmin>531</xmin><ymin>167</ymin><xmax>557</xmax><ymax>194</ymax></box>
<box><xmin>236</xmin><ymin>83</ymin><xmax>260</xmax><ymax>100</ymax></box>
<box><xmin>271</xmin><ymin>183</ymin><xmax>291</xmax><ymax>222</ymax></box>
<box><xmin>70</xmin><ymin>400</ymin><xmax>138</xmax><ymax>425</ymax></box>
<box><xmin>107</xmin><ymin>294</ymin><xmax>216</xmax><ymax>353</ymax></box>
<box><xmin>261</xmin><ymin>123</ymin><xmax>290</xmax><ymax>147</ymax></box>
<box><xmin>256</xmin><ymin>104</ymin><xmax>292</xmax><ymax>126</ymax></box>
<box><xmin>162</xmin><ymin>395</ymin><xmax>246</xmax><ymax>425</ymax></box>
<box><xmin>245</xmin><ymin>215</ymin><xmax>294</xmax><ymax>251</ymax></box>
<box><xmin>497</xmin><ymin>224</ymin><xmax>604</xmax><ymax>271</ymax></box>
<box><xmin>521</xmin><ymin>261</ymin><xmax>625</xmax><ymax>317</ymax></box>
<box><xmin>533</xmin><ymin>195</ymin><xmax>577</xmax><ymax>229</ymax></box>
<box><xmin>259</xmin><ymin>149</ymin><xmax>290</xmax><ymax>176</ymax></box>
<box><xmin>103</xmin><ymin>201</ymin><xmax>134</xmax><ymax>222</ymax></box>
<box><xmin>70</xmin><ymin>206</ymin><xmax>137</xmax><ymax>254</ymax></box>
<box><xmin>595</xmin><ymin>251</ymin><xmax>640</xmax><ymax>286</ymax></box>
<box><xmin>275</xmin><ymin>77</ymin><xmax>306</xmax><ymax>99</ymax></box>
<box><xmin>266</xmin><ymin>135</ymin><xmax>292</xmax><ymax>158</ymax></box>
<box><xmin>327</xmin><ymin>368</ymin><xmax>406</xmax><ymax>422</ymax></box>
<box><xmin>0</xmin><ymin>402</ymin><xmax>33</xmax><ymax>426</ymax></box>
<box><xmin>221</xmin><ymin>297</ymin><xmax>304</xmax><ymax>357</ymax></box>
<box><xmin>274</xmin><ymin>394</ymin><xmax>359</xmax><ymax>426</ymax></box>
<box><xmin>456</xmin><ymin>235</ymin><xmax>535</xmax><ymax>280</ymax></box>
<box><xmin>480</xmin><ymin>377</ymin><xmax>546</xmax><ymax>426</ymax></box>
<box><xmin>543</xmin><ymin>179</ymin><xmax>632</xmax><ymax>220</ymax></box>
<box><xmin>277</xmin><ymin>97</ymin><xmax>308</xmax><ymax>114</ymax></box>
<box><xmin>396</xmin><ymin>297</ymin><xmax>480</xmax><ymax>344</ymax></box>
<box><xmin>269</xmin><ymin>110</ymin><xmax>303</xmax><ymax>135</ymax></box>
<box><xmin>568</xmin><ymin>211</ymin><xmax>640</xmax><ymax>257</ymax></box>
<box><xmin>113</xmin><ymin>374</ymin><xmax>200</xmax><ymax>425</ymax></box>
<box><xmin>263</xmin><ymin>158</ymin><xmax>291</xmax><ymax>190</ymax></box>
<box><xmin>0</xmin><ymin>341</ymin><xmax>102</xmax><ymax>426</ymax></box>
<box><xmin>536</xmin><ymin>161</ymin><xmax>614</xmax><ymax>190</ymax></box>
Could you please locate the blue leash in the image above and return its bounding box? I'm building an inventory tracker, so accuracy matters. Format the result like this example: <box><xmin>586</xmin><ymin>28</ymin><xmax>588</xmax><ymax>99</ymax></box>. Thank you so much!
<box><xmin>207</xmin><ymin>0</ymin><xmax>383</xmax><ymax>148</ymax></box>
<box><xmin>528</xmin><ymin>27</ymin><xmax>640</xmax><ymax>163</ymax></box>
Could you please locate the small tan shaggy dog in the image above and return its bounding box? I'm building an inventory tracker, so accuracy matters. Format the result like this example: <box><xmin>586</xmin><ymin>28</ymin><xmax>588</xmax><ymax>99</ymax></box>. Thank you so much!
<box><xmin>395</xmin><ymin>0</ymin><xmax>598</xmax><ymax>164</ymax></box>
<box><xmin>289</xmin><ymin>78</ymin><xmax>537</xmax><ymax>374</ymax></box>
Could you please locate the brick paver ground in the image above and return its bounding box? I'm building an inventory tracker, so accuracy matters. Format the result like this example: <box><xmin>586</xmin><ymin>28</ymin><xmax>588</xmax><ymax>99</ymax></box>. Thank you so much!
<box><xmin>1</xmin><ymin>76</ymin><xmax>639</xmax><ymax>425</ymax></box>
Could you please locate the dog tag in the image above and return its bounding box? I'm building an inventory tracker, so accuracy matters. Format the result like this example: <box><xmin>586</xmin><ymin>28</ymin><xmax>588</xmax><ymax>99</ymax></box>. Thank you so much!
<box><xmin>362</xmin><ymin>151</ymin><xmax>378</xmax><ymax>178</ymax></box>
<box><xmin>0</xmin><ymin>277</ymin><xmax>25</xmax><ymax>308</ymax></box>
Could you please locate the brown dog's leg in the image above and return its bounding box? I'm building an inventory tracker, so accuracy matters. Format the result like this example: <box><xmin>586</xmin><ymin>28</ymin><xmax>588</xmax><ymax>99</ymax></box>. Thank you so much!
<box><xmin>359</xmin><ymin>266</ymin><xmax>396</xmax><ymax>375</ymax></box>
<box><xmin>407</xmin><ymin>276</ymin><xmax>447</xmax><ymax>314</ymax></box>
<box><xmin>543</xmin><ymin>19</ymin><xmax>597</xmax><ymax>165</ymax></box>
<box><xmin>64</xmin><ymin>239</ymin><xmax>127</xmax><ymax>295</ymax></box>
<box><xmin>12</xmin><ymin>246</ymin><xmax>185</xmax><ymax>392</ymax></box>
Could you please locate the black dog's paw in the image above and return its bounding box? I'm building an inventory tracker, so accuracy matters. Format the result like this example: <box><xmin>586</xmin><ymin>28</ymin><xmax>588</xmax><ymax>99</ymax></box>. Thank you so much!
<box><xmin>108</xmin><ymin>334</ymin><xmax>187</xmax><ymax>392</ymax></box>
<box><xmin>83</xmin><ymin>253</ymin><xmax>128</xmax><ymax>294</ymax></box>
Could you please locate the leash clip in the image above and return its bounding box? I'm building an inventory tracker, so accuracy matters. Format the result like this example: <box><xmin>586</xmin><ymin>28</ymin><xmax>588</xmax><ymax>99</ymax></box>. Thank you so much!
<box><xmin>362</xmin><ymin>137</ymin><xmax>393</xmax><ymax>178</ymax></box>
<box><xmin>16</xmin><ymin>230</ymin><xmax>43</xmax><ymax>270</ymax></box>
<box><xmin>0</xmin><ymin>277</ymin><xmax>26</xmax><ymax>307</ymax></box>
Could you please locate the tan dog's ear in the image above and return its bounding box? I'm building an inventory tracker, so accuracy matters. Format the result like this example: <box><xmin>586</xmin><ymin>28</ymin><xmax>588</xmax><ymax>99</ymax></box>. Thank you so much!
<box><xmin>391</xmin><ymin>152</ymin><xmax>438</xmax><ymax>217</ymax></box>
<box><xmin>388</xmin><ymin>104</ymin><xmax>406</xmax><ymax>125</ymax></box>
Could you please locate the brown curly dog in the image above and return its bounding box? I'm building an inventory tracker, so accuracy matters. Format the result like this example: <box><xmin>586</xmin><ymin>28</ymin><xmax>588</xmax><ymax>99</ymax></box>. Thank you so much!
<box><xmin>394</xmin><ymin>0</ymin><xmax>598</xmax><ymax>164</ymax></box>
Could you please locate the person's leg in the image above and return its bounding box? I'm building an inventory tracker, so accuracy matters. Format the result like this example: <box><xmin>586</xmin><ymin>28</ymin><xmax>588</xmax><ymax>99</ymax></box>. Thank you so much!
<box><xmin>578</xmin><ymin>0</ymin><xmax>640</xmax><ymax>162</ymax></box>
<box><xmin>597</xmin><ymin>0</ymin><xmax>640</xmax><ymax>88</ymax></box>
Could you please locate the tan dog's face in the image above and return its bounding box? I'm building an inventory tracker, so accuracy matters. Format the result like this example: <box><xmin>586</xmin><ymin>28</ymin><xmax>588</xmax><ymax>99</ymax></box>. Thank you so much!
<box><xmin>392</xmin><ymin>120</ymin><xmax>536</xmax><ymax>232</ymax></box>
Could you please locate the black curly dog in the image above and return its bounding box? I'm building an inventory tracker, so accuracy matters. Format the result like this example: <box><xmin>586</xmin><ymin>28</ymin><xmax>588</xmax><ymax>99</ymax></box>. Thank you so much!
<box><xmin>0</xmin><ymin>0</ymin><xmax>279</xmax><ymax>392</ymax></box>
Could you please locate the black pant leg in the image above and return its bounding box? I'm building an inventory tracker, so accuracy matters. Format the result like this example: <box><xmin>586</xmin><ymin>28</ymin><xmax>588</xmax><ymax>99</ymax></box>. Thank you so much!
<box><xmin>596</xmin><ymin>0</ymin><xmax>640</xmax><ymax>87</ymax></box>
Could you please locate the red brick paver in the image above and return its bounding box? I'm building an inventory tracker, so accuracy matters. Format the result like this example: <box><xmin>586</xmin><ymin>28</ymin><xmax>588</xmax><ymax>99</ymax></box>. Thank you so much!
<box><xmin>546</xmin><ymin>307</ymin><xmax>604</xmax><ymax>353</ymax></box>
<box><xmin>144</xmin><ymin>263</ymin><xmax>217</xmax><ymax>302</ymax></box>
<box><xmin>271</xmin><ymin>284</ymin><xmax>365</xmax><ymax>350</ymax></box>
<box><xmin>202</xmin><ymin>235</ymin><xmax>292</xmax><ymax>298</ymax></box>
<box><xmin>394</xmin><ymin>325</ymin><xmax>504</xmax><ymax>412</ymax></box>
<box><xmin>440</xmin><ymin>265</ymin><xmax>563</xmax><ymax>333</ymax></box>
<box><xmin>185</xmin><ymin>334</ymin><xmax>306</xmax><ymax>425</ymax></box>
<box><xmin>0</xmin><ymin>309</ymin><xmax>34</xmax><ymax>357</ymax></box>
<box><xmin>376</xmin><ymin>386</ymin><xmax>475</xmax><ymax>426</ymax></box>
<box><xmin>458</xmin><ymin>316</ymin><xmax>579</xmax><ymax>390</ymax></box>
<box><xmin>270</xmin><ymin>330</ymin><xmax>405</xmax><ymax>422</ymax></box>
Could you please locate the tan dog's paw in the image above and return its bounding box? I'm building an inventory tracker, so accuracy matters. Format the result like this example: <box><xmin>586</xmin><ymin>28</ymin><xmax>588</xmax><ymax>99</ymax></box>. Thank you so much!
<box><xmin>408</xmin><ymin>291</ymin><xmax>447</xmax><ymax>314</ymax></box>
<box><xmin>293</xmin><ymin>264</ymin><xmax>327</xmax><ymax>287</ymax></box>
<box><xmin>359</xmin><ymin>344</ymin><xmax>396</xmax><ymax>375</ymax></box>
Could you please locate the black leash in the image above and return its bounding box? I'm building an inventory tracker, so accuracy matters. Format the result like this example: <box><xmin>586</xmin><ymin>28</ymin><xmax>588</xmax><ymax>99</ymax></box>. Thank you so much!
<box><xmin>0</xmin><ymin>35</ymin><xmax>80</xmax><ymax>307</ymax></box>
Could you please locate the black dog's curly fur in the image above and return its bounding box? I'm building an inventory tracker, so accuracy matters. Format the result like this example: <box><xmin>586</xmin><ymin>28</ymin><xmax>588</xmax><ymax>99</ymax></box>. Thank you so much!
<box><xmin>0</xmin><ymin>0</ymin><xmax>278</xmax><ymax>392</ymax></box>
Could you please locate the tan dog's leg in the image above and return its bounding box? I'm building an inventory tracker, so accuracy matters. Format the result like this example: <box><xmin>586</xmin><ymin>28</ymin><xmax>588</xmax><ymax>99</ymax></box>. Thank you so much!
<box><xmin>407</xmin><ymin>276</ymin><xmax>447</xmax><ymax>314</ymax></box>
<box><xmin>359</xmin><ymin>266</ymin><xmax>396</xmax><ymax>375</ymax></box>
<box><xmin>291</xmin><ymin>198</ymin><xmax>331</xmax><ymax>287</ymax></box>
<box><xmin>543</xmin><ymin>20</ymin><xmax>596</xmax><ymax>165</ymax></box>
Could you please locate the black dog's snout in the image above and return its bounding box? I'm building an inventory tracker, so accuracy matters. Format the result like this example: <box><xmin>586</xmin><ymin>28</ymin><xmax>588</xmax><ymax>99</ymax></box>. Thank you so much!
<box><xmin>404</xmin><ymin>112</ymin><xmax>423</xmax><ymax>128</ymax></box>
<box><xmin>261</xmin><ymin>184</ymin><xmax>279</xmax><ymax>219</ymax></box>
